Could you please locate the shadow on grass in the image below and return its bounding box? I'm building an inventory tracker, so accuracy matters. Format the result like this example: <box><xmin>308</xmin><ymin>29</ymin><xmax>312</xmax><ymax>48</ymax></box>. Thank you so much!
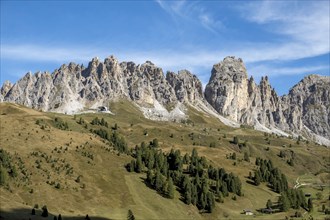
<box><xmin>139</xmin><ymin>176</ymin><xmax>170</xmax><ymax>199</ymax></box>
<box><xmin>0</xmin><ymin>208</ymin><xmax>112</xmax><ymax>220</ymax></box>
<box><xmin>138</xmin><ymin>176</ymin><xmax>188</xmax><ymax>204</ymax></box>
<box><xmin>245</xmin><ymin>179</ymin><xmax>256</xmax><ymax>185</ymax></box>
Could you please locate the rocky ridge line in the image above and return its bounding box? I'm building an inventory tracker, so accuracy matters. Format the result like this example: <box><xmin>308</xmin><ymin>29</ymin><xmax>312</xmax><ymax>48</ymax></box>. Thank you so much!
<box><xmin>1</xmin><ymin>55</ymin><xmax>329</xmax><ymax>145</ymax></box>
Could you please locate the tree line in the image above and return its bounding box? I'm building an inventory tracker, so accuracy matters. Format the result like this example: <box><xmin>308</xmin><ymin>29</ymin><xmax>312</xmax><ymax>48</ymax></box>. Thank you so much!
<box><xmin>92</xmin><ymin>128</ymin><xmax>128</xmax><ymax>153</ymax></box>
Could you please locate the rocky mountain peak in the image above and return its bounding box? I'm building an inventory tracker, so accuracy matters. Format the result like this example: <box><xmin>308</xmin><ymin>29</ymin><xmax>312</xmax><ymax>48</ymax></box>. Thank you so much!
<box><xmin>210</xmin><ymin>56</ymin><xmax>247</xmax><ymax>82</ymax></box>
<box><xmin>1</xmin><ymin>56</ymin><xmax>329</xmax><ymax>145</ymax></box>
<box><xmin>205</xmin><ymin>56</ymin><xmax>249</xmax><ymax>121</ymax></box>
<box><xmin>166</xmin><ymin>70</ymin><xmax>203</xmax><ymax>103</ymax></box>
<box><xmin>1</xmin><ymin>81</ymin><xmax>13</xmax><ymax>97</ymax></box>
<box><xmin>205</xmin><ymin>56</ymin><xmax>329</xmax><ymax>144</ymax></box>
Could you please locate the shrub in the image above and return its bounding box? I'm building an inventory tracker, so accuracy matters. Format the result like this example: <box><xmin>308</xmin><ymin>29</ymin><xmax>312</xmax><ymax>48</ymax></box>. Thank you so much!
<box><xmin>41</xmin><ymin>205</ymin><xmax>48</xmax><ymax>217</ymax></box>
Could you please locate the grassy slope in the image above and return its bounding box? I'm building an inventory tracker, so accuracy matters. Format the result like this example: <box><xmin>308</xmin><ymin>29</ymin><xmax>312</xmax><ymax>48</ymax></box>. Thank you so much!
<box><xmin>0</xmin><ymin>102</ymin><xmax>329</xmax><ymax>220</ymax></box>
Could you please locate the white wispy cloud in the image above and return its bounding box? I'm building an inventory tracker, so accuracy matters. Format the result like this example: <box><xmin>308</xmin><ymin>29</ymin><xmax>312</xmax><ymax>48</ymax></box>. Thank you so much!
<box><xmin>1</xmin><ymin>43</ymin><xmax>329</xmax><ymax>77</ymax></box>
<box><xmin>1</xmin><ymin>44</ymin><xmax>100</xmax><ymax>63</ymax></box>
<box><xmin>155</xmin><ymin>0</ymin><xmax>223</xmax><ymax>33</ymax></box>
<box><xmin>247</xmin><ymin>64</ymin><xmax>329</xmax><ymax>78</ymax></box>
<box><xmin>1</xmin><ymin>1</ymin><xmax>329</xmax><ymax>81</ymax></box>
<box><xmin>238</xmin><ymin>1</ymin><xmax>329</xmax><ymax>58</ymax></box>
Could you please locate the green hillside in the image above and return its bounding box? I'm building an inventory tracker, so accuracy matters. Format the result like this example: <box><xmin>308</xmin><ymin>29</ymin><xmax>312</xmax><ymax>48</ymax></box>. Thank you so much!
<box><xmin>0</xmin><ymin>102</ymin><xmax>329</xmax><ymax>220</ymax></box>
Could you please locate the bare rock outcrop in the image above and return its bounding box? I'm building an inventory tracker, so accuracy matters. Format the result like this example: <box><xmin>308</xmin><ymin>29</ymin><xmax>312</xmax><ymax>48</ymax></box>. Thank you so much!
<box><xmin>1</xmin><ymin>55</ymin><xmax>329</xmax><ymax>144</ymax></box>
<box><xmin>205</xmin><ymin>56</ymin><xmax>330</xmax><ymax>142</ymax></box>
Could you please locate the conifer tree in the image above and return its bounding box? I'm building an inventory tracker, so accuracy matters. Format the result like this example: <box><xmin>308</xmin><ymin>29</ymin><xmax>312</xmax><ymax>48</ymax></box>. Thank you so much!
<box><xmin>221</xmin><ymin>182</ymin><xmax>229</xmax><ymax>197</ymax></box>
<box><xmin>279</xmin><ymin>194</ymin><xmax>290</xmax><ymax>211</ymax></box>
<box><xmin>191</xmin><ymin>184</ymin><xmax>198</xmax><ymax>205</ymax></box>
<box><xmin>233</xmin><ymin>136</ymin><xmax>239</xmax><ymax>145</ymax></box>
<box><xmin>184</xmin><ymin>181</ymin><xmax>192</xmax><ymax>204</ymax></box>
<box><xmin>0</xmin><ymin>165</ymin><xmax>7</xmax><ymax>186</ymax></box>
<box><xmin>199</xmin><ymin>192</ymin><xmax>207</xmax><ymax>210</ymax></box>
<box><xmin>41</xmin><ymin>205</ymin><xmax>48</xmax><ymax>217</ymax></box>
<box><xmin>167</xmin><ymin>177</ymin><xmax>174</xmax><ymax>199</ymax></box>
<box><xmin>254</xmin><ymin>171</ymin><xmax>261</xmax><ymax>186</ymax></box>
<box><xmin>307</xmin><ymin>198</ymin><xmax>313</xmax><ymax>212</ymax></box>
<box><xmin>244</xmin><ymin>152</ymin><xmax>250</xmax><ymax>162</ymax></box>
<box><xmin>206</xmin><ymin>192</ymin><xmax>215</xmax><ymax>213</ymax></box>
<box><xmin>146</xmin><ymin>169</ymin><xmax>153</xmax><ymax>185</ymax></box>
<box><xmin>155</xmin><ymin>170</ymin><xmax>163</xmax><ymax>191</ymax></box>
<box><xmin>135</xmin><ymin>155</ymin><xmax>143</xmax><ymax>173</ymax></box>
<box><xmin>266</xmin><ymin>199</ymin><xmax>272</xmax><ymax>209</ymax></box>
<box><xmin>127</xmin><ymin>210</ymin><xmax>135</xmax><ymax>220</ymax></box>
<box><xmin>152</xmin><ymin>138</ymin><xmax>159</xmax><ymax>148</ymax></box>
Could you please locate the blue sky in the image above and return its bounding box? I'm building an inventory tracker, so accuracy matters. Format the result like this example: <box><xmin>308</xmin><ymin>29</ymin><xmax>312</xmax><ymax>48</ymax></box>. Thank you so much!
<box><xmin>1</xmin><ymin>0</ymin><xmax>329</xmax><ymax>95</ymax></box>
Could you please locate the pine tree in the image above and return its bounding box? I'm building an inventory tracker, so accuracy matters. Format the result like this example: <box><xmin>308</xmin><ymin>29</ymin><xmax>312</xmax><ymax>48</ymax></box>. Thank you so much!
<box><xmin>152</xmin><ymin>138</ymin><xmax>159</xmax><ymax>148</ymax></box>
<box><xmin>191</xmin><ymin>148</ymin><xmax>198</xmax><ymax>165</ymax></box>
<box><xmin>10</xmin><ymin>165</ymin><xmax>17</xmax><ymax>178</ymax></box>
<box><xmin>184</xmin><ymin>181</ymin><xmax>192</xmax><ymax>205</ymax></box>
<box><xmin>0</xmin><ymin>165</ymin><xmax>8</xmax><ymax>186</ymax></box>
<box><xmin>233</xmin><ymin>136</ymin><xmax>239</xmax><ymax>145</ymax></box>
<box><xmin>191</xmin><ymin>184</ymin><xmax>198</xmax><ymax>205</ymax></box>
<box><xmin>244</xmin><ymin>152</ymin><xmax>250</xmax><ymax>162</ymax></box>
<box><xmin>266</xmin><ymin>199</ymin><xmax>272</xmax><ymax>209</ymax></box>
<box><xmin>127</xmin><ymin>210</ymin><xmax>135</xmax><ymax>220</ymax></box>
<box><xmin>254</xmin><ymin>171</ymin><xmax>261</xmax><ymax>186</ymax></box>
<box><xmin>146</xmin><ymin>170</ymin><xmax>153</xmax><ymax>185</ymax></box>
<box><xmin>135</xmin><ymin>155</ymin><xmax>143</xmax><ymax>173</ymax></box>
<box><xmin>129</xmin><ymin>160</ymin><xmax>136</xmax><ymax>172</ymax></box>
<box><xmin>307</xmin><ymin>198</ymin><xmax>313</xmax><ymax>212</ymax></box>
<box><xmin>199</xmin><ymin>192</ymin><xmax>207</xmax><ymax>210</ymax></box>
<box><xmin>41</xmin><ymin>205</ymin><xmax>48</xmax><ymax>217</ymax></box>
<box><xmin>279</xmin><ymin>194</ymin><xmax>290</xmax><ymax>212</ymax></box>
<box><xmin>221</xmin><ymin>182</ymin><xmax>228</xmax><ymax>197</ymax></box>
<box><xmin>155</xmin><ymin>170</ymin><xmax>163</xmax><ymax>191</ymax></box>
<box><xmin>183</xmin><ymin>153</ymin><xmax>190</xmax><ymax>164</ymax></box>
<box><xmin>206</xmin><ymin>192</ymin><xmax>215</xmax><ymax>213</ymax></box>
<box><xmin>167</xmin><ymin>177</ymin><xmax>175</xmax><ymax>199</ymax></box>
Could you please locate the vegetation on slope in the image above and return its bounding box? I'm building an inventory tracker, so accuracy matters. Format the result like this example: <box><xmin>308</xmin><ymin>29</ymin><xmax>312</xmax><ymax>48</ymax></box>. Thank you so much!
<box><xmin>0</xmin><ymin>102</ymin><xmax>329</xmax><ymax>220</ymax></box>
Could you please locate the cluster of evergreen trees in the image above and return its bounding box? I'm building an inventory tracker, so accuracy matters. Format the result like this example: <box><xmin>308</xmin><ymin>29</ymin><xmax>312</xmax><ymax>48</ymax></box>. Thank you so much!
<box><xmin>54</xmin><ymin>117</ymin><xmax>69</xmax><ymax>130</ymax></box>
<box><xmin>90</xmin><ymin>117</ymin><xmax>108</xmax><ymax>128</ymax></box>
<box><xmin>277</xmin><ymin>189</ymin><xmax>307</xmax><ymax>212</ymax></box>
<box><xmin>254</xmin><ymin>157</ymin><xmax>308</xmax><ymax>212</ymax></box>
<box><xmin>253</xmin><ymin>157</ymin><xmax>288</xmax><ymax>193</ymax></box>
<box><xmin>0</xmin><ymin>149</ymin><xmax>18</xmax><ymax>186</ymax></box>
<box><xmin>92</xmin><ymin>128</ymin><xmax>128</xmax><ymax>153</ymax></box>
<box><xmin>126</xmin><ymin>143</ymin><xmax>242</xmax><ymax>213</ymax></box>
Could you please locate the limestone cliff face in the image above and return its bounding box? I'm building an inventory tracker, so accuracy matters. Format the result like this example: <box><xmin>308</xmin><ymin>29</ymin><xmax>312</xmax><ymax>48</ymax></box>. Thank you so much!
<box><xmin>166</xmin><ymin>70</ymin><xmax>203</xmax><ymax>103</ymax></box>
<box><xmin>283</xmin><ymin>75</ymin><xmax>330</xmax><ymax>139</ymax></box>
<box><xmin>1</xmin><ymin>56</ymin><xmax>190</xmax><ymax>114</ymax></box>
<box><xmin>0</xmin><ymin>81</ymin><xmax>13</xmax><ymax>102</ymax></box>
<box><xmin>1</xmin><ymin>55</ymin><xmax>329</xmax><ymax>143</ymax></box>
<box><xmin>205</xmin><ymin>56</ymin><xmax>249</xmax><ymax>122</ymax></box>
<box><xmin>204</xmin><ymin>56</ymin><xmax>330</xmax><ymax>142</ymax></box>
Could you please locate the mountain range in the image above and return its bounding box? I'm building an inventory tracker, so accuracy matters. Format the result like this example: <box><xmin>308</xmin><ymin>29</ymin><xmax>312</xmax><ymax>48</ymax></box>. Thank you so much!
<box><xmin>1</xmin><ymin>56</ymin><xmax>329</xmax><ymax>145</ymax></box>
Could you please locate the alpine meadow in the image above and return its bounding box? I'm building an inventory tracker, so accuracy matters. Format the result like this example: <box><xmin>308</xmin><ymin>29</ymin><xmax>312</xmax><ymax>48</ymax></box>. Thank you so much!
<box><xmin>0</xmin><ymin>1</ymin><xmax>329</xmax><ymax>220</ymax></box>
